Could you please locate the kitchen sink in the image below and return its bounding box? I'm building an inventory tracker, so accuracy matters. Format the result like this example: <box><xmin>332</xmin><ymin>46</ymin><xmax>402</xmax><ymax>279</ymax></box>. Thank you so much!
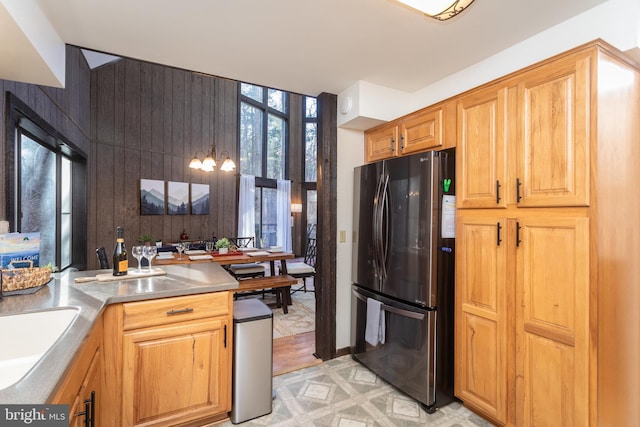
<box><xmin>0</xmin><ymin>307</ymin><xmax>79</xmax><ymax>390</ymax></box>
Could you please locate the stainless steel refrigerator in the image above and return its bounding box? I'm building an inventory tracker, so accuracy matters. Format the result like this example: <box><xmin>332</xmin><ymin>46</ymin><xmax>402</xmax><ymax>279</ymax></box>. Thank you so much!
<box><xmin>350</xmin><ymin>149</ymin><xmax>455</xmax><ymax>413</ymax></box>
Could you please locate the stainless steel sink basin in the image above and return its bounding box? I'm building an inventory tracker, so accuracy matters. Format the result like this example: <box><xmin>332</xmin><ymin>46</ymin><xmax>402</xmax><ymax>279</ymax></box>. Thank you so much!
<box><xmin>0</xmin><ymin>307</ymin><xmax>79</xmax><ymax>390</ymax></box>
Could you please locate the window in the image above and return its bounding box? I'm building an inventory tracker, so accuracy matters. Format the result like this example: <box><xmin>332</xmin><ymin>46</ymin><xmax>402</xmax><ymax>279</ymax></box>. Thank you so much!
<box><xmin>7</xmin><ymin>94</ymin><xmax>87</xmax><ymax>270</ymax></box>
<box><xmin>239</xmin><ymin>83</ymin><xmax>289</xmax><ymax>247</ymax></box>
<box><xmin>304</xmin><ymin>97</ymin><xmax>317</xmax><ymax>183</ymax></box>
<box><xmin>302</xmin><ymin>96</ymin><xmax>318</xmax><ymax>240</ymax></box>
<box><xmin>239</xmin><ymin>83</ymin><xmax>288</xmax><ymax>180</ymax></box>
<box><xmin>254</xmin><ymin>185</ymin><xmax>277</xmax><ymax>248</ymax></box>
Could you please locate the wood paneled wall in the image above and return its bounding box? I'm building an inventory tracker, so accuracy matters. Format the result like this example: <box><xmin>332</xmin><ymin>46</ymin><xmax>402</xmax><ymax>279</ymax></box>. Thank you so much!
<box><xmin>89</xmin><ymin>57</ymin><xmax>306</xmax><ymax>269</ymax></box>
<box><xmin>0</xmin><ymin>45</ymin><xmax>91</xmax><ymax>264</ymax></box>
<box><xmin>1</xmin><ymin>45</ymin><xmax>307</xmax><ymax>271</ymax></box>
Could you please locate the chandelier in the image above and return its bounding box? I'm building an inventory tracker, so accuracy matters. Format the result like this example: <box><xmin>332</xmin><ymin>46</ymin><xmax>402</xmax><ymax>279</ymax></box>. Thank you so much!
<box><xmin>188</xmin><ymin>144</ymin><xmax>236</xmax><ymax>172</ymax></box>
<box><xmin>396</xmin><ymin>0</ymin><xmax>475</xmax><ymax>20</ymax></box>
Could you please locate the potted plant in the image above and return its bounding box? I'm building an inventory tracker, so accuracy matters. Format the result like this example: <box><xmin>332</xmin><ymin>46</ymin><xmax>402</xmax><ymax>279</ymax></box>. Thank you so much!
<box><xmin>214</xmin><ymin>237</ymin><xmax>232</xmax><ymax>254</ymax></box>
<box><xmin>139</xmin><ymin>233</ymin><xmax>154</xmax><ymax>246</ymax></box>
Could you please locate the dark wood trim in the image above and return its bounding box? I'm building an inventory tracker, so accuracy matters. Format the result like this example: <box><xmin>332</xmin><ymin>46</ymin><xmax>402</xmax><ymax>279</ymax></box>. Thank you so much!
<box><xmin>314</xmin><ymin>92</ymin><xmax>337</xmax><ymax>361</ymax></box>
<box><xmin>335</xmin><ymin>347</ymin><xmax>351</xmax><ymax>358</ymax></box>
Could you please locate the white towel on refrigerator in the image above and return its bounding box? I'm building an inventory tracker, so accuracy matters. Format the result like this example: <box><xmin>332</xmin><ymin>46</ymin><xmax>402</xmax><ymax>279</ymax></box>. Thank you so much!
<box><xmin>365</xmin><ymin>298</ymin><xmax>386</xmax><ymax>346</ymax></box>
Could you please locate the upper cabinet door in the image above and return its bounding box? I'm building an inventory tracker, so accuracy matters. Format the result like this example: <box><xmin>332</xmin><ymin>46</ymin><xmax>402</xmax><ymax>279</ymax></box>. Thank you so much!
<box><xmin>457</xmin><ymin>86</ymin><xmax>508</xmax><ymax>209</ymax></box>
<box><xmin>399</xmin><ymin>107</ymin><xmax>443</xmax><ymax>155</ymax></box>
<box><xmin>365</xmin><ymin>124</ymin><xmax>398</xmax><ymax>163</ymax></box>
<box><xmin>516</xmin><ymin>54</ymin><xmax>591</xmax><ymax>207</ymax></box>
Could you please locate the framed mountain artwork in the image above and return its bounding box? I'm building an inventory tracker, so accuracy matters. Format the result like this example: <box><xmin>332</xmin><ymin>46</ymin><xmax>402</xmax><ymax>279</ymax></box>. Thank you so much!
<box><xmin>140</xmin><ymin>179</ymin><xmax>165</xmax><ymax>215</ymax></box>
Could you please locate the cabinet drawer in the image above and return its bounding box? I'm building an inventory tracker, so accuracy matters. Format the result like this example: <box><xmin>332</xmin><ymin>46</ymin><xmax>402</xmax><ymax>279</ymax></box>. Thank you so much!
<box><xmin>123</xmin><ymin>292</ymin><xmax>229</xmax><ymax>330</ymax></box>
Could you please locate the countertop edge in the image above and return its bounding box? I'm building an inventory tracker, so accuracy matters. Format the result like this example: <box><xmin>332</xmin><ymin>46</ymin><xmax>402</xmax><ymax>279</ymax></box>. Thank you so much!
<box><xmin>0</xmin><ymin>263</ymin><xmax>238</xmax><ymax>405</ymax></box>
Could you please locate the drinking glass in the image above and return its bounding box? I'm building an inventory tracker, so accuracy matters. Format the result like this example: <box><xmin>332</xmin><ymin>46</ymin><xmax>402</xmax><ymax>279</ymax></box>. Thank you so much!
<box><xmin>143</xmin><ymin>245</ymin><xmax>157</xmax><ymax>272</ymax></box>
<box><xmin>205</xmin><ymin>241</ymin><xmax>214</xmax><ymax>253</ymax></box>
<box><xmin>132</xmin><ymin>245</ymin><xmax>144</xmax><ymax>273</ymax></box>
<box><xmin>176</xmin><ymin>242</ymin><xmax>185</xmax><ymax>259</ymax></box>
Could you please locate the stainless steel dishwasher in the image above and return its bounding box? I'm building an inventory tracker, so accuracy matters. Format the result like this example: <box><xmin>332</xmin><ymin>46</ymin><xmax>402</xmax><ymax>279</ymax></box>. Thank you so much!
<box><xmin>231</xmin><ymin>298</ymin><xmax>274</xmax><ymax>424</ymax></box>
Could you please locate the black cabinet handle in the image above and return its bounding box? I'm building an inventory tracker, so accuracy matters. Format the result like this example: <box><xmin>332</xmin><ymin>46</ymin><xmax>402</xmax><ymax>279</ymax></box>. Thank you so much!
<box><xmin>77</xmin><ymin>391</ymin><xmax>95</xmax><ymax>427</ymax></box>
<box><xmin>497</xmin><ymin>222</ymin><xmax>502</xmax><ymax>246</ymax></box>
<box><xmin>516</xmin><ymin>222</ymin><xmax>522</xmax><ymax>247</ymax></box>
<box><xmin>496</xmin><ymin>180</ymin><xmax>501</xmax><ymax>204</ymax></box>
<box><xmin>224</xmin><ymin>324</ymin><xmax>227</xmax><ymax>348</ymax></box>
<box><xmin>516</xmin><ymin>178</ymin><xmax>522</xmax><ymax>203</ymax></box>
<box><xmin>166</xmin><ymin>307</ymin><xmax>194</xmax><ymax>315</ymax></box>
<box><xmin>400</xmin><ymin>135</ymin><xmax>404</xmax><ymax>150</ymax></box>
<box><xmin>389</xmin><ymin>137</ymin><xmax>394</xmax><ymax>151</ymax></box>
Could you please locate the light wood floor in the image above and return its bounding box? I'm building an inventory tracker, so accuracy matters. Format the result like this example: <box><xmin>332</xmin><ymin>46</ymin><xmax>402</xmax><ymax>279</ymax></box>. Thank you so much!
<box><xmin>273</xmin><ymin>331</ymin><xmax>322</xmax><ymax>376</ymax></box>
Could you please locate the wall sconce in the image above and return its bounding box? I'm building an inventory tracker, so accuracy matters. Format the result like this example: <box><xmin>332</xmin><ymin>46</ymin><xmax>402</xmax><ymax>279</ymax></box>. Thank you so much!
<box><xmin>395</xmin><ymin>0</ymin><xmax>475</xmax><ymax>20</ymax></box>
<box><xmin>291</xmin><ymin>203</ymin><xmax>303</xmax><ymax>213</ymax></box>
<box><xmin>189</xmin><ymin>144</ymin><xmax>236</xmax><ymax>172</ymax></box>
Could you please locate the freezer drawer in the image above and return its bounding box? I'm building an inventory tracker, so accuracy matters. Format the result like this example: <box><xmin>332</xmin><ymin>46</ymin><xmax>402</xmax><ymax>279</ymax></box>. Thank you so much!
<box><xmin>351</xmin><ymin>286</ymin><xmax>437</xmax><ymax>408</ymax></box>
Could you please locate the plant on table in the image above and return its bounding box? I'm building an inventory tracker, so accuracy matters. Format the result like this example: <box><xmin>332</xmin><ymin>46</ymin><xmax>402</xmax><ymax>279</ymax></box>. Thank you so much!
<box><xmin>139</xmin><ymin>233</ymin><xmax>154</xmax><ymax>246</ymax></box>
<box><xmin>215</xmin><ymin>237</ymin><xmax>238</xmax><ymax>254</ymax></box>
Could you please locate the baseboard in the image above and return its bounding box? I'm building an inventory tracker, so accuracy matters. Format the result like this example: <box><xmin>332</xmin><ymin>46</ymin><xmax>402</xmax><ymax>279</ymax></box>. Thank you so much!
<box><xmin>335</xmin><ymin>346</ymin><xmax>351</xmax><ymax>357</ymax></box>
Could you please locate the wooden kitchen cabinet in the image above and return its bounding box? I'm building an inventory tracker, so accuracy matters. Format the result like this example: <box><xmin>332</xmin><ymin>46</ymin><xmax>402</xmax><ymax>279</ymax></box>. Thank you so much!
<box><xmin>515</xmin><ymin>54</ymin><xmax>590</xmax><ymax>208</ymax></box>
<box><xmin>457</xmin><ymin>50</ymin><xmax>590</xmax><ymax>209</ymax></box>
<box><xmin>457</xmin><ymin>86</ymin><xmax>509</xmax><ymax>209</ymax></box>
<box><xmin>455</xmin><ymin>41</ymin><xmax>640</xmax><ymax>426</ymax></box>
<box><xmin>103</xmin><ymin>292</ymin><xmax>233</xmax><ymax>427</ymax></box>
<box><xmin>455</xmin><ymin>215</ymin><xmax>509</xmax><ymax>424</ymax></box>
<box><xmin>515</xmin><ymin>216</ymin><xmax>589</xmax><ymax>426</ymax></box>
<box><xmin>456</xmin><ymin>213</ymin><xmax>589</xmax><ymax>426</ymax></box>
<box><xmin>398</xmin><ymin>106</ymin><xmax>443</xmax><ymax>155</ymax></box>
<box><xmin>364</xmin><ymin>123</ymin><xmax>398</xmax><ymax>162</ymax></box>
<box><xmin>364</xmin><ymin>101</ymin><xmax>455</xmax><ymax>163</ymax></box>
<box><xmin>51</xmin><ymin>318</ymin><xmax>103</xmax><ymax>427</ymax></box>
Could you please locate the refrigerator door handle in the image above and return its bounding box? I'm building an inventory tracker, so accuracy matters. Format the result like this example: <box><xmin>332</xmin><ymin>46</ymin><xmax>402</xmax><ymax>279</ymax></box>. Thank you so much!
<box><xmin>379</xmin><ymin>173</ymin><xmax>390</xmax><ymax>280</ymax></box>
<box><xmin>352</xmin><ymin>289</ymin><xmax>425</xmax><ymax>320</ymax></box>
<box><xmin>373</xmin><ymin>172</ymin><xmax>386</xmax><ymax>276</ymax></box>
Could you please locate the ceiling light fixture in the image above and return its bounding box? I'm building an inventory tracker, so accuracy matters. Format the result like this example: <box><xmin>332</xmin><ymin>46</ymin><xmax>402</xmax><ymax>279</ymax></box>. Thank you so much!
<box><xmin>189</xmin><ymin>144</ymin><xmax>236</xmax><ymax>172</ymax></box>
<box><xmin>396</xmin><ymin>0</ymin><xmax>475</xmax><ymax>20</ymax></box>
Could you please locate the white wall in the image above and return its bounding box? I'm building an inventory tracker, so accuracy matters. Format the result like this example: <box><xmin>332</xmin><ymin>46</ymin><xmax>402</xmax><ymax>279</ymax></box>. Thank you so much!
<box><xmin>335</xmin><ymin>127</ymin><xmax>364</xmax><ymax>350</ymax></box>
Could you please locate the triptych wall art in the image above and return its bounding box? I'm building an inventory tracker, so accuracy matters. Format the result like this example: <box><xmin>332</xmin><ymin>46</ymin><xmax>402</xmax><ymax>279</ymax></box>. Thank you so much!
<box><xmin>140</xmin><ymin>179</ymin><xmax>210</xmax><ymax>215</ymax></box>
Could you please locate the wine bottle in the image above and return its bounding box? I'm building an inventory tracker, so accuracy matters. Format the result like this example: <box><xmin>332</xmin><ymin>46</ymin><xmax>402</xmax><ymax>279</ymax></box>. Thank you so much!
<box><xmin>113</xmin><ymin>226</ymin><xmax>128</xmax><ymax>276</ymax></box>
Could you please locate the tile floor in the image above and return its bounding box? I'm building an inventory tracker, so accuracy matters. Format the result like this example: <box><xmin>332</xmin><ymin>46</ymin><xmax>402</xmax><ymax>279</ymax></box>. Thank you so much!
<box><xmin>215</xmin><ymin>355</ymin><xmax>495</xmax><ymax>427</ymax></box>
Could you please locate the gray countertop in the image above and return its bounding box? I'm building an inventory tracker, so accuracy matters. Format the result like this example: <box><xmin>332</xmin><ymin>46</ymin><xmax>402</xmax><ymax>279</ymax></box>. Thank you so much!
<box><xmin>0</xmin><ymin>263</ymin><xmax>238</xmax><ymax>405</ymax></box>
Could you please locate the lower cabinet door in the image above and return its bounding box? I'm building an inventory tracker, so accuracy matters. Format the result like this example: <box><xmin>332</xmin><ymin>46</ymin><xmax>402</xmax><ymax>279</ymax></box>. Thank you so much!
<box><xmin>515</xmin><ymin>217</ymin><xmax>589</xmax><ymax>426</ymax></box>
<box><xmin>455</xmin><ymin>215</ymin><xmax>509</xmax><ymax>425</ymax></box>
<box><xmin>121</xmin><ymin>318</ymin><xmax>230</xmax><ymax>426</ymax></box>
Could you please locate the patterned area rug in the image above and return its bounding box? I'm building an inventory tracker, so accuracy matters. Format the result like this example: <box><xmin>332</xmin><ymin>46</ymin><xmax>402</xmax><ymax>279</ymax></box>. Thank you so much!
<box><xmin>240</xmin><ymin>281</ymin><xmax>315</xmax><ymax>339</ymax></box>
<box><xmin>272</xmin><ymin>286</ymin><xmax>315</xmax><ymax>339</ymax></box>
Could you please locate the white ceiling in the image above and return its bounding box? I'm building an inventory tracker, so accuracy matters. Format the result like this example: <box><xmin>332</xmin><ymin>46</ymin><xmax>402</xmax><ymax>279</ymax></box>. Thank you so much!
<box><xmin>23</xmin><ymin>0</ymin><xmax>614</xmax><ymax>97</ymax></box>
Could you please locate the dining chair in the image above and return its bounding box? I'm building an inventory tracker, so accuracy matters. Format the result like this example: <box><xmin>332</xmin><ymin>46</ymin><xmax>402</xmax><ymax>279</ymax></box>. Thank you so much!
<box><xmin>288</xmin><ymin>237</ymin><xmax>316</xmax><ymax>293</ymax></box>
<box><xmin>227</xmin><ymin>236</ymin><xmax>266</xmax><ymax>280</ymax></box>
<box><xmin>96</xmin><ymin>247</ymin><xmax>110</xmax><ymax>269</ymax></box>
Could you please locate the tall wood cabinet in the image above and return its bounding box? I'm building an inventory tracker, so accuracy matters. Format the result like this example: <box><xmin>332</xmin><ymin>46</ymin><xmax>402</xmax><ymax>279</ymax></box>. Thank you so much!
<box><xmin>455</xmin><ymin>41</ymin><xmax>640</xmax><ymax>426</ymax></box>
<box><xmin>102</xmin><ymin>292</ymin><xmax>233</xmax><ymax>427</ymax></box>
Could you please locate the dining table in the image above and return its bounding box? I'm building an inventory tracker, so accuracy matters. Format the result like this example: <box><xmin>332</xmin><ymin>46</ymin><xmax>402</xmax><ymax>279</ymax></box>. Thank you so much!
<box><xmin>153</xmin><ymin>249</ymin><xmax>297</xmax><ymax>311</ymax></box>
<box><xmin>153</xmin><ymin>249</ymin><xmax>295</xmax><ymax>275</ymax></box>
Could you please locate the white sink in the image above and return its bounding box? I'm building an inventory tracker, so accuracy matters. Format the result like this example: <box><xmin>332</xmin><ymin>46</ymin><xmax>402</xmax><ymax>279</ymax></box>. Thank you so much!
<box><xmin>0</xmin><ymin>307</ymin><xmax>79</xmax><ymax>390</ymax></box>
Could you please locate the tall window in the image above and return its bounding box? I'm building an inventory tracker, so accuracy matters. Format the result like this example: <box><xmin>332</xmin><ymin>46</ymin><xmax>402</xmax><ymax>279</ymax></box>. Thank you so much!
<box><xmin>239</xmin><ymin>83</ymin><xmax>288</xmax><ymax>179</ymax></box>
<box><xmin>8</xmin><ymin>94</ymin><xmax>87</xmax><ymax>271</ymax></box>
<box><xmin>16</xmin><ymin>131</ymin><xmax>76</xmax><ymax>269</ymax></box>
<box><xmin>303</xmin><ymin>96</ymin><xmax>318</xmax><ymax>239</ymax></box>
<box><xmin>239</xmin><ymin>83</ymin><xmax>289</xmax><ymax>244</ymax></box>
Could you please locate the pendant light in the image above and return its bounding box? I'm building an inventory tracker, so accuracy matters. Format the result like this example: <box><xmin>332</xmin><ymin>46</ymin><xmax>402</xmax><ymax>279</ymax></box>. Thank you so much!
<box><xmin>188</xmin><ymin>144</ymin><xmax>236</xmax><ymax>172</ymax></box>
